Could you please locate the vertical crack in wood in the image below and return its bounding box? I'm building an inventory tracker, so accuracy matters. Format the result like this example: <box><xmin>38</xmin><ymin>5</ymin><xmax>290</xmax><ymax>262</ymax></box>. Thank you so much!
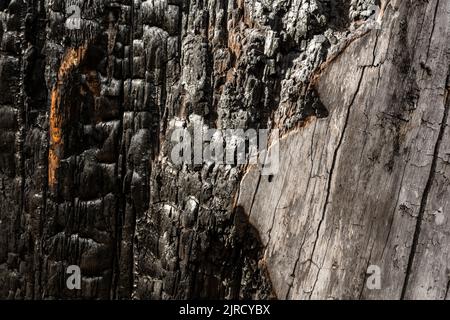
<box><xmin>401</xmin><ymin>81</ymin><xmax>450</xmax><ymax>299</ymax></box>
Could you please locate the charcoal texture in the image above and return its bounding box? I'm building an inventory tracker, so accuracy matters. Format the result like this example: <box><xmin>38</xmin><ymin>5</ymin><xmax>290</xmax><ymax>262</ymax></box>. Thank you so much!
<box><xmin>0</xmin><ymin>0</ymin><xmax>449</xmax><ymax>300</ymax></box>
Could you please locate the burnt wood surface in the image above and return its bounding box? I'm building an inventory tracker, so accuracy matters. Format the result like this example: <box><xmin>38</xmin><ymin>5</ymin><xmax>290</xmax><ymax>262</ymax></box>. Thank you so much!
<box><xmin>0</xmin><ymin>0</ymin><xmax>449</xmax><ymax>300</ymax></box>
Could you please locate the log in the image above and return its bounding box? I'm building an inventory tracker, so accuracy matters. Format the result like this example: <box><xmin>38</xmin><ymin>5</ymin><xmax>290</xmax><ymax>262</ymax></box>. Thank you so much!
<box><xmin>0</xmin><ymin>0</ymin><xmax>448</xmax><ymax>300</ymax></box>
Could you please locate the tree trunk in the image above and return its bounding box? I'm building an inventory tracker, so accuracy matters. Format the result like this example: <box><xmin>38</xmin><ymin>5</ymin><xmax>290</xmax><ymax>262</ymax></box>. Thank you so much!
<box><xmin>0</xmin><ymin>0</ymin><xmax>449</xmax><ymax>300</ymax></box>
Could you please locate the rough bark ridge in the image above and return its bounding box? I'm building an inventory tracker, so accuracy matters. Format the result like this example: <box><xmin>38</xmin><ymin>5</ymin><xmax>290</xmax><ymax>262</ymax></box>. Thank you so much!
<box><xmin>0</xmin><ymin>0</ymin><xmax>449</xmax><ymax>299</ymax></box>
